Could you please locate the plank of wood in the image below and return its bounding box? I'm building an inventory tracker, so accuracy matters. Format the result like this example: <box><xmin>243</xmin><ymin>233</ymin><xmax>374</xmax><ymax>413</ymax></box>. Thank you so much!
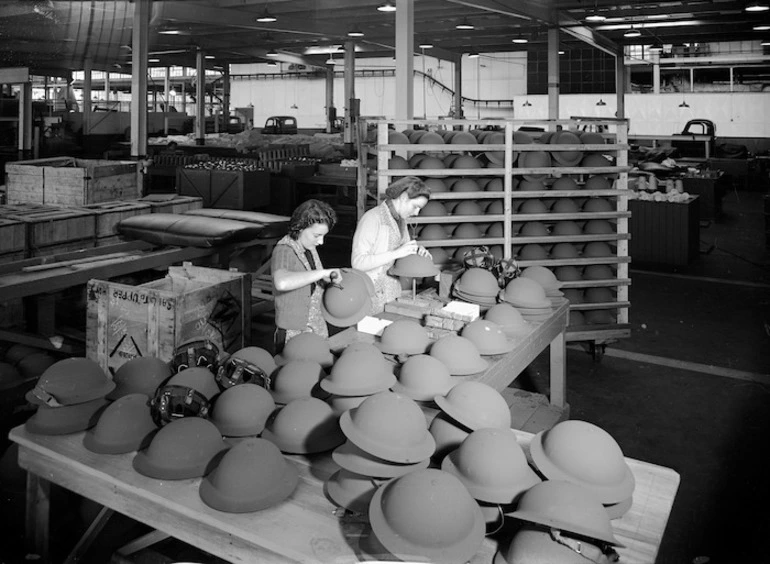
<box><xmin>22</xmin><ymin>252</ymin><xmax>134</xmax><ymax>272</ymax></box>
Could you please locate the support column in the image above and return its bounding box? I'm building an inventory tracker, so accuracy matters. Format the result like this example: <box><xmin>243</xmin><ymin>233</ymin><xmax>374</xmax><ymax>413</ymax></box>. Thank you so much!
<box><xmin>343</xmin><ymin>40</ymin><xmax>356</xmax><ymax>150</ymax></box>
<box><xmin>222</xmin><ymin>66</ymin><xmax>231</xmax><ymax>127</ymax></box>
<box><xmin>394</xmin><ymin>0</ymin><xmax>414</xmax><ymax>120</ymax></box>
<box><xmin>104</xmin><ymin>71</ymin><xmax>111</xmax><ymax>104</ymax></box>
<box><xmin>164</xmin><ymin>67</ymin><xmax>170</xmax><ymax>134</ymax></box>
<box><xmin>195</xmin><ymin>49</ymin><xmax>206</xmax><ymax>145</ymax></box>
<box><xmin>325</xmin><ymin>64</ymin><xmax>335</xmax><ymax>133</ymax></box>
<box><xmin>454</xmin><ymin>61</ymin><xmax>462</xmax><ymax>118</ymax></box>
<box><xmin>18</xmin><ymin>81</ymin><xmax>32</xmax><ymax>158</ymax></box>
<box><xmin>652</xmin><ymin>52</ymin><xmax>660</xmax><ymax>94</ymax></box>
<box><xmin>547</xmin><ymin>27</ymin><xmax>559</xmax><ymax>125</ymax></box>
<box><xmin>130</xmin><ymin>0</ymin><xmax>150</xmax><ymax>157</ymax></box>
<box><xmin>615</xmin><ymin>47</ymin><xmax>626</xmax><ymax>119</ymax></box>
<box><xmin>83</xmin><ymin>58</ymin><xmax>92</xmax><ymax>135</ymax></box>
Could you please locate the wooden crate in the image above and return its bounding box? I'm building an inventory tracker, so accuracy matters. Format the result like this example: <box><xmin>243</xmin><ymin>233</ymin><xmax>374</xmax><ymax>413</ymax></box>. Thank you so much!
<box><xmin>2</xmin><ymin>206</ymin><xmax>95</xmax><ymax>250</ymax></box>
<box><xmin>86</xmin><ymin>264</ymin><xmax>251</xmax><ymax>375</ymax></box>
<box><xmin>0</xmin><ymin>218</ymin><xmax>26</xmax><ymax>255</ymax></box>
<box><xmin>29</xmin><ymin>239</ymin><xmax>96</xmax><ymax>258</ymax></box>
<box><xmin>176</xmin><ymin>168</ymin><xmax>270</xmax><ymax>210</ymax></box>
<box><xmin>136</xmin><ymin>194</ymin><xmax>204</xmax><ymax>214</ymax></box>
<box><xmin>5</xmin><ymin>157</ymin><xmax>142</xmax><ymax>205</ymax></box>
<box><xmin>629</xmin><ymin>197</ymin><xmax>700</xmax><ymax>266</ymax></box>
<box><xmin>78</xmin><ymin>201</ymin><xmax>153</xmax><ymax>238</ymax></box>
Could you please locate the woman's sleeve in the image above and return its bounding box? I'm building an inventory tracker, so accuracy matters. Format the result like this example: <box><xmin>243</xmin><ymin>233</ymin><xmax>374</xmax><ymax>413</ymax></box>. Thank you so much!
<box><xmin>351</xmin><ymin>211</ymin><xmax>383</xmax><ymax>272</ymax></box>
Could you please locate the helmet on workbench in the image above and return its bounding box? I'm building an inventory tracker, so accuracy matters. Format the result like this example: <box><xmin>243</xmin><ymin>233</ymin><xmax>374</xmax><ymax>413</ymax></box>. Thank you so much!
<box><xmin>494</xmin><ymin>525</ymin><xmax>620</xmax><ymax>564</ymax></box>
<box><xmin>376</xmin><ymin>319</ymin><xmax>430</xmax><ymax>356</ymax></box>
<box><xmin>108</xmin><ymin>356</ymin><xmax>171</xmax><ymax>400</ymax></box>
<box><xmin>170</xmin><ymin>338</ymin><xmax>220</xmax><ymax>374</ymax></box>
<box><xmin>391</xmin><ymin>354</ymin><xmax>453</xmax><ymax>402</ymax></box>
<box><xmin>216</xmin><ymin>346</ymin><xmax>277</xmax><ymax>391</ymax></box>
<box><xmin>210</xmin><ymin>382</ymin><xmax>276</xmax><ymax>437</ymax></box>
<box><xmin>83</xmin><ymin>393</ymin><xmax>157</xmax><ymax>454</ymax></box>
<box><xmin>262</xmin><ymin>397</ymin><xmax>345</xmax><ymax>454</ymax></box>
<box><xmin>429</xmin><ymin>335</ymin><xmax>489</xmax><ymax>376</ymax></box>
<box><xmin>25</xmin><ymin>397</ymin><xmax>111</xmax><ymax>436</ymax></box>
<box><xmin>269</xmin><ymin>359</ymin><xmax>327</xmax><ymax>405</ymax></box>
<box><xmin>274</xmin><ymin>332</ymin><xmax>334</xmax><ymax>368</ymax></box>
<box><xmin>148</xmin><ymin>366</ymin><xmax>219</xmax><ymax>426</ymax></box>
<box><xmin>25</xmin><ymin>357</ymin><xmax>115</xmax><ymax>407</ymax></box>
<box><xmin>433</xmin><ymin>381</ymin><xmax>510</xmax><ymax>430</ymax></box>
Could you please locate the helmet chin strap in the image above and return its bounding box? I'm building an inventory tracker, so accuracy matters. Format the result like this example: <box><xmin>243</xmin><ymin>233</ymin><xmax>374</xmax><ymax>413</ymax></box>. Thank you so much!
<box><xmin>548</xmin><ymin>528</ymin><xmax>619</xmax><ymax>564</ymax></box>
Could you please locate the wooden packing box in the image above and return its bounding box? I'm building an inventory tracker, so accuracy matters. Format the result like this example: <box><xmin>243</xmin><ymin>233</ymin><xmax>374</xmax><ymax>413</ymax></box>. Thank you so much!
<box><xmin>1</xmin><ymin>205</ymin><xmax>96</xmax><ymax>256</ymax></box>
<box><xmin>0</xmin><ymin>218</ymin><xmax>26</xmax><ymax>255</ymax></box>
<box><xmin>5</xmin><ymin>157</ymin><xmax>142</xmax><ymax>206</ymax></box>
<box><xmin>176</xmin><ymin>168</ymin><xmax>270</xmax><ymax>210</ymax></box>
<box><xmin>77</xmin><ymin>201</ymin><xmax>153</xmax><ymax>238</ymax></box>
<box><xmin>136</xmin><ymin>194</ymin><xmax>204</xmax><ymax>214</ymax></box>
<box><xmin>86</xmin><ymin>264</ymin><xmax>251</xmax><ymax>376</ymax></box>
<box><xmin>629</xmin><ymin>197</ymin><xmax>700</xmax><ymax>266</ymax></box>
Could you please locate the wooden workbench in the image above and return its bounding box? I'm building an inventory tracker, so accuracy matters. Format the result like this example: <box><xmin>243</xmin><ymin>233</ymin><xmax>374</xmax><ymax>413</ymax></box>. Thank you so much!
<box><xmin>10</xmin><ymin>422</ymin><xmax>680</xmax><ymax>564</ymax></box>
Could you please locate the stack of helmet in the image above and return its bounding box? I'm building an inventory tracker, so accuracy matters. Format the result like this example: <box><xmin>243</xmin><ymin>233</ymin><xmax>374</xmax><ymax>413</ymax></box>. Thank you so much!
<box><xmin>366</xmin><ymin>468</ymin><xmax>486</xmax><ymax>564</ymax></box>
<box><xmin>376</xmin><ymin>319</ymin><xmax>431</xmax><ymax>359</ymax></box>
<box><xmin>269</xmin><ymin>359</ymin><xmax>327</xmax><ymax>406</ymax></box>
<box><xmin>328</xmin><ymin>391</ymin><xmax>435</xmax><ymax>514</ymax></box>
<box><xmin>391</xmin><ymin>354</ymin><xmax>453</xmax><ymax>403</ymax></box>
<box><xmin>460</xmin><ymin>319</ymin><xmax>515</xmax><ymax>356</ymax></box>
<box><xmin>321</xmin><ymin>268</ymin><xmax>374</xmax><ymax>328</ymax></box>
<box><xmin>262</xmin><ymin>396</ymin><xmax>344</xmax><ymax>455</ymax></box>
<box><xmin>24</xmin><ymin>357</ymin><xmax>114</xmax><ymax>436</ymax></box>
<box><xmin>4</xmin><ymin>344</ymin><xmax>57</xmax><ymax>380</ymax></box>
<box><xmin>430</xmin><ymin>381</ymin><xmax>511</xmax><ymax>461</ymax></box>
<box><xmin>484</xmin><ymin>303</ymin><xmax>531</xmax><ymax>337</ymax></box>
<box><xmin>499</xmin><ymin>481</ymin><xmax>624</xmax><ymax>564</ymax></box>
<box><xmin>451</xmin><ymin>267</ymin><xmax>499</xmax><ymax>306</ymax></box>
<box><xmin>500</xmin><ymin>277</ymin><xmax>553</xmax><ymax>322</ymax></box>
<box><xmin>274</xmin><ymin>332</ymin><xmax>335</xmax><ymax>368</ymax></box>
<box><xmin>519</xmin><ymin>265</ymin><xmax>564</xmax><ymax>299</ymax></box>
<box><xmin>442</xmin><ymin>428</ymin><xmax>541</xmax><ymax>530</ymax></box>
<box><xmin>529</xmin><ymin>419</ymin><xmax>636</xmax><ymax>519</ymax></box>
<box><xmin>321</xmin><ymin>346</ymin><xmax>396</xmax><ymax>414</ymax></box>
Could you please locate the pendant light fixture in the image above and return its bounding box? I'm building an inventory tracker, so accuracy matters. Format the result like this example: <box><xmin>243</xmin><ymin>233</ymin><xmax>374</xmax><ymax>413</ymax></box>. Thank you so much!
<box><xmin>256</xmin><ymin>6</ymin><xmax>277</xmax><ymax>23</ymax></box>
<box><xmin>456</xmin><ymin>18</ymin><xmax>475</xmax><ymax>30</ymax></box>
<box><xmin>585</xmin><ymin>1</ymin><xmax>606</xmax><ymax>22</ymax></box>
<box><xmin>596</xmin><ymin>99</ymin><xmax>607</xmax><ymax>106</ymax></box>
<box><xmin>347</xmin><ymin>29</ymin><xmax>365</xmax><ymax>37</ymax></box>
<box><xmin>267</xmin><ymin>60</ymin><xmax>277</xmax><ymax>67</ymax></box>
<box><xmin>745</xmin><ymin>1</ymin><xmax>770</xmax><ymax>12</ymax></box>
<box><xmin>624</xmin><ymin>27</ymin><xmax>641</xmax><ymax>38</ymax></box>
<box><xmin>377</xmin><ymin>1</ymin><xmax>396</xmax><ymax>12</ymax></box>
<box><xmin>522</xmin><ymin>100</ymin><xmax>532</xmax><ymax>107</ymax></box>
<box><xmin>679</xmin><ymin>99</ymin><xmax>690</xmax><ymax>108</ymax></box>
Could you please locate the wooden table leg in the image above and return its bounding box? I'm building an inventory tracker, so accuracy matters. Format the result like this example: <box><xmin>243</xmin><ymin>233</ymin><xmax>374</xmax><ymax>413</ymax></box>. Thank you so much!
<box><xmin>25</xmin><ymin>472</ymin><xmax>50</xmax><ymax>563</ymax></box>
<box><xmin>549</xmin><ymin>329</ymin><xmax>566</xmax><ymax>408</ymax></box>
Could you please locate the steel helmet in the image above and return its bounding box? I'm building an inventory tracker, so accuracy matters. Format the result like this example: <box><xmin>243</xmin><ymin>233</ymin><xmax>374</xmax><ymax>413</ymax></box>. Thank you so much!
<box><xmin>429</xmin><ymin>247</ymin><xmax>451</xmax><ymax>267</ymax></box>
<box><xmin>320</xmin><ymin>350</ymin><xmax>396</xmax><ymax>397</ymax></box>
<box><xmin>388</xmin><ymin>155</ymin><xmax>409</xmax><ymax>169</ymax></box>
<box><xmin>569</xmin><ymin>310</ymin><xmax>586</xmax><ymax>327</ymax></box>
<box><xmin>452</xmin><ymin>155</ymin><xmax>482</xmax><ymax>169</ymax></box>
<box><xmin>199</xmin><ymin>437</ymin><xmax>299</xmax><ymax>513</ymax></box>
<box><xmin>170</xmin><ymin>338</ymin><xmax>220</xmax><ymax>374</ymax></box>
<box><xmin>418</xmin><ymin>224</ymin><xmax>449</xmax><ymax>241</ymax></box>
<box><xmin>434</xmin><ymin>381</ymin><xmax>511</xmax><ymax>431</ymax></box>
<box><xmin>326</xmin><ymin>393</ymin><xmax>369</xmax><ymax>415</ymax></box>
<box><xmin>583</xmin><ymin>219</ymin><xmax>615</xmax><ymax>235</ymax></box>
<box><xmin>551</xmin><ymin>176</ymin><xmax>579</xmax><ymax>191</ymax></box>
<box><xmin>339</xmin><ymin>391</ymin><xmax>435</xmax><ymax>463</ymax></box>
<box><xmin>501</xmin><ymin>277</ymin><xmax>550</xmax><ymax>309</ymax></box>
<box><xmin>216</xmin><ymin>346</ymin><xmax>277</xmax><ymax>390</ymax></box>
<box><xmin>429</xmin><ymin>335</ymin><xmax>489</xmax><ymax>376</ymax></box>
<box><xmin>25</xmin><ymin>397</ymin><xmax>110</xmax><ymax>436</ymax></box>
<box><xmin>485</xmin><ymin>177</ymin><xmax>504</xmax><ymax>192</ymax></box>
<box><xmin>461</xmin><ymin>320</ymin><xmax>515</xmax><ymax>356</ymax></box>
<box><xmin>148</xmin><ymin>366</ymin><xmax>219</xmax><ymax>426</ymax></box>
<box><xmin>550</xmin><ymin>242</ymin><xmax>580</xmax><ymax>259</ymax></box>
<box><xmin>563</xmin><ymin>288</ymin><xmax>585</xmax><ymax>304</ymax></box>
<box><xmin>585</xmin><ymin>309</ymin><xmax>616</xmax><ymax>325</ymax></box>
<box><xmin>455</xmin><ymin>267</ymin><xmax>499</xmax><ymax>298</ymax></box>
<box><xmin>389</xmin><ymin>254</ymin><xmax>439</xmax><ymax>278</ymax></box>
<box><xmin>551</xmin><ymin>220</ymin><xmax>583</xmax><ymax>237</ymax></box>
<box><xmin>520</xmin><ymin>266</ymin><xmax>561</xmax><ymax>292</ymax></box>
<box><xmin>392</xmin><ymin>354</ymin><xmax>453</xmax><ymax>402</ymax></box>
<box><xmin>581</xmin><ymin>153</ymin><xmax>613</xmax><ymax>171</ymax></box>
<box><xmin>518</xmin><ymin>179</ymin><xmax>546</xmax><ymax>192</ymax></box>
<box><xmin>417</xmin><ymin>155</ymin><xmax>444</xmax><ymax>169</ymax></box>
<box><xmin>423</xmin><ymin>177</ymin><xmax>448</xmax><ymax>193</ymax></box>
<box><xmin>388</xmin><ymin>130</ymin><xmax>410</xmax><ymax>144</ymax></box>
<box><xmin>486</xmin><ymin>223</ymin><xmax>504</xmax><ymax>238</ymax></box>
<box><xmin>582</xmin><ymin>197</ymin><xmax>614</xmax><ymax>212</ymax></box>
<box><xmin>377</xmin><ymin>319</ymin><xmax>430</xmax><ymax>356</ymax></box>
<box><xmin>586</xmin><ymin>287</ymin><xmax>615</xmax><ymax>303</ymax></box>
<box><xmin>262</xmin><ymin>397</ymin><xmax>345</xmax><ymax>454</ymax></box>
<box><xmin>548</xmin><ymin>130</ymin><xmax>583</xmax><ymax>166</ymax></box>
<box><xmin>581</xmin><ymin>130</ymin><xmax>606</xmax><ymax>146</ymax></box>
<box><xmin>551</xmin><ymin>198</ymin><xmax>580</xmax><ymax>214</ymax></box>
<box><xmin>108</xmin><ymin>357</ymin><xmax>171</xmax><ymax>401</ymax></box>
<box><xmin>518</xmin><ymin>199</ymin><xmax>548</xmax><ymax>214</ymax></box>
<box><xmin>274</xmin><ymin>332</ymin><xmax>334</xmax><ymax>368</ymax></box>
<box><xmin>583</xmin><ymin>241</ymin><xmax>614</xmax><ymax>258</ymax></box>
<box><xmin>210</xmin><ymin>382</ymin><xmax>276</xmax><ymax>437</ymax></box>
<box><xmin>519</xmin><ymin>221</ymin><xmax>549</xmax><ymax>237</ymax></box>
<box><xmin>554</xmin><ymin>265</ymin><xmax>583</xmax><ymax>282</ymax></box>
<box><xmin>321</xmin><ymin>268</ymin><xmax>375</xmax><ymax>328</ymax></box>
<box><xmin>407</xmin><ymin>152</ymin><xmax>427</xmax><ymax>167</ymax></box>
<box><xmin>451</xmin><ymin>131</ymin><xmax>477</xmax><ymax>145</ymax></box>
<box><xmin>486</xmin><ymin>199</ymin><xmax>504</xmax><ymax>214</ymax></box>
<box><xmin>4</xmin><ymin>344</ymin><xmax>38</xmax><ymax>366</ymax></box>
<box><xmin>132</xmin><ymin>417</ymin><xmax>225</xmax><ymax>480</ymax></box>
<box><xmin>332</xmin><ymin>440</ymin><xmax>430</xmax><ymax>478</ymax></box>
<box><xmin>418</xmin><ymin>131</ymin><xmax>444</xmax><ymax>144</ymax></box>
<box><xmin>442</xmin><ymin>428</ymin><xmax>541</xmax><ymax>503</ymax></box>
<box><xmin>369</xmin><ymin>469</ymin><xmax>485</xmax><ymax>564</ymax></box>
<box><xmin>17</xmin><ymin>352</ymin><xmax>57</xmax><ymax>379</ymax></box>
<box><xmin>585</xmin><ymin>174</ymin><xmax>612</xmax><ymax>191</ymax></box>
<box><xmin>484</xmin><ymin>303</ymin><xmax>529</xmax><ymax>334</ymax></box>
<box><xmin>519</xmin><ymin>151</ymin><xmax>552</xmax><ymax>181</ymax></box>
<box><xmin>510</xmin><ymin>480</ymin><xmax>623</xmax><ymax>547</ymax></box>
<box><xmin>452</xmin><ymin>223</ymin><xmax>483</xmax><ymax>240</ymax></box>
<box><xmin>606</xmin><ymin>495</ymin><xmax>633</xmax><ymax>520</ymax></box>
<box><xmin>529</xmin><ymin>420</ymin><xmax>635</xmax><ymax>504</ymax></box>
<box><xmin>341</xmin><ymin>341</ymin><xmax>381</xmax><ymax>357</ymax></box>
<box><xmin>429</xmin><ymin>411</ymin><xmax>471</xmax><ymax>462</ymax></box>
<box><xmin>517</xmin><ymin>244</ymin><xmax>549</xmax><ymax>261</ymax></box>
<box><xmin>26</xmin><ymin>357</ymin><xmax>115</xmax><ymax>407</ymax></box>
<box><xmin>495</xmin><ymin>525</ymin><xmax>620</xmax><ymax>564</ymax></box>
<box><xmin>83</xmin><ymin>393</ymin><xmax>158</xmax><ymax>454</ymax></box>
<box><xmin>269</xmin><ymin>359</ymin><xmax>326</xmax><ymax>405</ymax></box>
<box><xmin>163</xmin><ymin>366</ymin><xmax>220</xmax><ymax>399</ymax></box>
<box><xmin>326</xmin><ymin>468</ymin><xmax>385</xmax><ymax>514</ymax></box>
<box><xmin>420</xmin><ymin>200</ymin><xmax>448</xmax><ymax>217</ymax></box>
<box><xmin>453</xmin><ymin>200</ymin><xmax>484</xmax><ymax>215</ymax></box>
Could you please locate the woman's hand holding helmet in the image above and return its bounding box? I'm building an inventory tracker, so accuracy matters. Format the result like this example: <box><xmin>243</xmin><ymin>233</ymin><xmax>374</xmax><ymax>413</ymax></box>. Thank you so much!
<box><xmin>394</xmin><ymin>240</ymin><xmax>419</xmax><ymax>259</ymax></box>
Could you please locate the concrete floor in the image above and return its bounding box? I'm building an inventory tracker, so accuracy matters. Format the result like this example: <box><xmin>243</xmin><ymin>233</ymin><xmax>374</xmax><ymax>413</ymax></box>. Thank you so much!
<box><xmin>1</xmin><ymin>187</ymin><xmax>769</xmax><ymax>564</ymax></box>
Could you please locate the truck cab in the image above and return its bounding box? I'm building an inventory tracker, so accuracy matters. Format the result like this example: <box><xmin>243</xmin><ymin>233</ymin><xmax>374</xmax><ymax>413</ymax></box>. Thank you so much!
<box><xmin>262</xmin><ymin>116</ymin><xmax>298</xmax><ymax>135</ymax></box>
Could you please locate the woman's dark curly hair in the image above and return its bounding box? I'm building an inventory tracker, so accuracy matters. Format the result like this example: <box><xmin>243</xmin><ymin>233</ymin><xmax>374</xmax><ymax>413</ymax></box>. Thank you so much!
<box><xmin>384</xmin><ymin>176</ymin><xmax>431</xmax><ymax>200</ymax></box>
<box><xmin>288</xmin><ymin>198</ymin><xmax>337</xmax><ymax>239</ymax></box>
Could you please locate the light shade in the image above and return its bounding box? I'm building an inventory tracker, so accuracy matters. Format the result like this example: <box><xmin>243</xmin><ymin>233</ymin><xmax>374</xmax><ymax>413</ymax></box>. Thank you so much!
<box><xmin>266</xmin><ymin>49</ymin><xmax>279</xmax><ymax>57</ymax></box>
<box><xmin>745</xmin><ymin>1</ymin><xmax>770</xmax><ymax>12</ymax></box>
<box><xmin>267</xmin><ymin>60</ymin><xmax>278</xmax><ymax>67</ymax></box>
<box><xmin>762</xmin><ymin>39</ymin><xmax>770</xmax><ymax>45</ymax></box>
<box><xmin>679</xmin><ymin>100</ymin><xmax>690</xmax><ymax>108</ymax></box>
<box><xmin>754</xmin><ymin>24</ymin><xmax>770</xmax><ymax>30</ymax></box>
<box><xmin>468</xmin><ymin>52</ymin><xmax>479</xmax><ymax>58</ymax></box>
<box><xmin>256</xmin><ymin>8</ymin><xmax>277</xmax><ymax>23</ymax></box>
<box><xmin>522</xmin><ymin>100</ymin><xmax>532</xmax><ymax>107</ymax></box>
<box><xmin>624</xmin><ymin>28</ymin><xmax>641</xmax><ymax>38</ymax></box>
<box><xmin>419</xmin><ymin>43</ymin><xmax>434</xmax><ymax>49</ymax></box>
<box><xmin>456</xmin><ymin>18</ymin><xmax>474</xmax><ymax>30</ymax></box>
<box><xmin>377</xmin><ymin>1</ymin><xmax>396</xmax><ymax>12</ymax></box>
<box><xmin>596</xmin><ymin>99</ymin><xmax>607</xmax><ymax>106</ymax></box>
<box><xmin>326</xmin><ymin>56</ymin><xmax>336</xmax><ymax>65</ymax></box>
<box><xmin>512</xmin><ymin>37</ymin><xmax>528</xmax><ymax>44</ymax></box>
<box><xmin>347</xmin><ymin>29</ymin><xmax>364</xmax><ymax>37</ymax></box>
<box><xmin>585</xmin><ymin>13</ymin><xmax>606</xmax><ymax>22</ymax></box>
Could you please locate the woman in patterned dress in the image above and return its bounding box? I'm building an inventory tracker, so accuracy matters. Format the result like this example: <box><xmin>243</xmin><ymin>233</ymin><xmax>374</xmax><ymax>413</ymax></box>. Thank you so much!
<box><xmin>351</xmin><ymin>176</ymin><xmax>432</xmax><ymax>314</ymax></box>
<box><xmin>271</xmin><ymin>199</ymin><xmax>342</xmax><ymax>354</ymax></box>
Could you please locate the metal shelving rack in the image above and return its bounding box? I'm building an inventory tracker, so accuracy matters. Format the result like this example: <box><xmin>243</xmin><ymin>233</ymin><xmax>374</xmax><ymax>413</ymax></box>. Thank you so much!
<box><xmin>371</xmin><ymin>117</ymin><xmax>632</xmax><ymax>353</ymax></box>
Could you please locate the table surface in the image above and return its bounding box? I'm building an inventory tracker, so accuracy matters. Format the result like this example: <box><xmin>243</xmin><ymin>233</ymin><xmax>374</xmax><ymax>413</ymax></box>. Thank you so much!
<box><xmin>10</xmin><ymin>423</ymin><xmax>679</xmax><ymax>564</ymax></box>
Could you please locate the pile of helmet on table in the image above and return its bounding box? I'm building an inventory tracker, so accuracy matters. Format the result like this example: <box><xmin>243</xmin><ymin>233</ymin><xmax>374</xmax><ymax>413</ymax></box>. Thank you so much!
<box><xmin>23</xmin><ymin>324</ymin><xmax>635</xmax><ymax>564</ymax></box>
